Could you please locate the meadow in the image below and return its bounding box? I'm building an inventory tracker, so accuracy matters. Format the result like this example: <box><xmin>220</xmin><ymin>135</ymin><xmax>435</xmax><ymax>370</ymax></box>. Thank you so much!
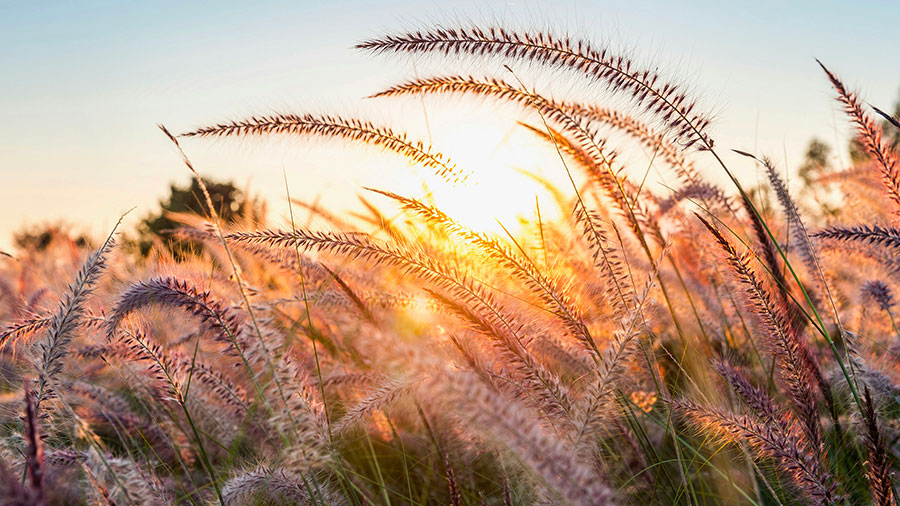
<box><xmin>2</xmin><ymin>24</ymin><xmax>900</xmax><ymax>505</ymax></box>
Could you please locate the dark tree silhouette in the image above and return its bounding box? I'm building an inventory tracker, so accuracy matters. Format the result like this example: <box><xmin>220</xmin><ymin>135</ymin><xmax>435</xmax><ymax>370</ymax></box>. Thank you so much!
<box><xmin>138</xmin><ymin>177</ymin><xmax>247</xmax><ymax>257</ymax></box>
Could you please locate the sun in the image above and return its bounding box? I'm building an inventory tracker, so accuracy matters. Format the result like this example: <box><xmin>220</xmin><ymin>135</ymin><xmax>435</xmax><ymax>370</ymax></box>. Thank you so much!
<box><xmin>422</xmin><ymin>120</ymin><xmax>564</xmax><ymax>237</ymax></box>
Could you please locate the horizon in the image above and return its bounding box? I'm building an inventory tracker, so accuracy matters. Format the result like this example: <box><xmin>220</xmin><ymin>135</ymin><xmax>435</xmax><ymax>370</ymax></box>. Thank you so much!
<box><xmin>2</xmin><ymin>0</ymin><xmax>899</xmax><ymax>249</ymax></box>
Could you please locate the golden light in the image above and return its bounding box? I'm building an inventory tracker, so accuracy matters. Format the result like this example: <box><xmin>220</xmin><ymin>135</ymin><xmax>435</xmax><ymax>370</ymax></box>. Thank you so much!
<box><xmin>422</xmin><ymin>120</ymin><xmax>564</xmax><ymax>236</ymax></box>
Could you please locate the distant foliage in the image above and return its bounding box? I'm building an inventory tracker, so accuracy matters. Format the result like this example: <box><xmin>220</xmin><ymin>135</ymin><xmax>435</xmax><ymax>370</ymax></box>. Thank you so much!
<box><xmin>13</xmin><ymin>222</ymin><xmax>92</xmax><ymax>252</ymax></box>
<box><xmin>137</xmin><ymin>177</ymin><xmax>259</xmax><ymax>257</ymax></box>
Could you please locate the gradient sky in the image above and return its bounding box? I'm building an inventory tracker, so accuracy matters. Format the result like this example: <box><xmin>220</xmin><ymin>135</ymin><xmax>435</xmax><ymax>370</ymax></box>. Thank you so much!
<box><xmin>2</xmin><ymin>0</ymin><xmax>899</xmax><ymax>249</ymax></box>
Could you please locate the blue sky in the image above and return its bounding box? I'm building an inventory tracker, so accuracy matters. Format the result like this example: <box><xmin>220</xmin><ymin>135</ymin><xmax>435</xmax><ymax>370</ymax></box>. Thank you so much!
<box><xmin>1</xmin><ymin>0</ymin><xmax>898</xmax><ymax>248</ymax></box>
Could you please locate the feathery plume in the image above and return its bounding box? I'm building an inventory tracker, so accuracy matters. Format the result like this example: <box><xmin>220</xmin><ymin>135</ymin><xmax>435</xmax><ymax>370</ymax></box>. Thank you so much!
<box><xmin>370</xmin><ymin>188</ymin><xmax>599</xmax><ymax>358</ymax></box>
<box><xmin>182</xmin><ymin>113</ymin><xmax>465</xmax><ymax>183</ymax></box>
<box><xmin>861</xmin><ymin>387</ymin><xmax>896</xmax><ymax>506</ymax></box>
<box><xmin>221</xmin><ymin>467</ymin><xmax>311</xmax><ymax>505</ymax></box>
<box><xmin>812</xmin><ymin>224</ymin><xmax>900</xmax><ymax>252</ymax></box>
<box><xmin>34</xmin><ymin>219</ymin><xmax>121</xmax><ymax>415</ymax></box>
<box><xmin>819</xmin><ymin>61</ymin><xmax>900</xmax><ymax>211</ymax></box>
<box><xmin>698</xmin><ymin>215</ymin><xmax>824</xmax><ymax>449</ymax></box>
<box><xmin>861</xmin><ymin>280</ymin><xmax>896</xmax><ymax>313</ymax></box>
<box><xmin>105</xmin><ymin>276</ymin><xmax>243</xmax><ymax>348</ymax></box>
<box><xmin>759</xmin><ymin>156</ymin><xmax>824</xmax><ymax>300</ymax></box>
<box><xmin>359</xmin><ymin>28</ymin><xmax>713</xmax><ymax>148</ymax></box>
<box><xmin>674</xmin><ymin>399</ymin><xmax>837</xmax><ymax>504</ymax></box>
<box><xmin>429</xmin><ymin>372</ymin><xmax>616</xmax><ymax>506</ymax></box>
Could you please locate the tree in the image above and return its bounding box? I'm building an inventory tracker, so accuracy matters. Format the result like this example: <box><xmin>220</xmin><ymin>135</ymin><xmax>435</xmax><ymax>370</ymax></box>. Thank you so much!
<box><xmin>137</xmin><ymin>177</ymin><xmax>250</xmax><ymax>257</ymax></box>
<box><xmin>798</xmin><ymin>138</ymin><xmax>832</xmax><ymax>186</ymax></box>
<box><xmin>13</xmin><ymin>222</ymin><xmax>91</xmax><ymax>252</ymax></box>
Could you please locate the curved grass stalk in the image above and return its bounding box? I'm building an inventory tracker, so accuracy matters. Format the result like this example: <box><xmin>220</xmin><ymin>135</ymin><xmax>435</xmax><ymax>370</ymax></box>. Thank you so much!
<box><xmin>225</xmin><ymin>228</ymin><xmax>575</xmax><ymax>422</ymax></box>
<box><xmin>818</xmin><ymin>61</ymin><xmax>900</xmax><ymax>213</ymax></box>
<box><xmin>181</xmin><ymin>113</ymin><xmax>465</xmax><ymax>183</ymax></box>
<box><xmin>368</xmin><ymin>188</ymin><xmax>599</xmax><ymax>360</ymax></box>
<box><xmin>34</xmin><ymin>216</ymin><xmax>123</xmax><ymax>416</ymax></box>
<box><xmin>358</xmin><ymin>28</ymin><xmax>713</xmax><ymax>148</ymax></box>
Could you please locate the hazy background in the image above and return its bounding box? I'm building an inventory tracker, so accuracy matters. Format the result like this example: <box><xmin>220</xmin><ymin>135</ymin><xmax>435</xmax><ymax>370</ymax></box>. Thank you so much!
<box><xmin>2</xmin><ymin>0</ymin><xmax>899</xmax><ymax>249</ymax></box>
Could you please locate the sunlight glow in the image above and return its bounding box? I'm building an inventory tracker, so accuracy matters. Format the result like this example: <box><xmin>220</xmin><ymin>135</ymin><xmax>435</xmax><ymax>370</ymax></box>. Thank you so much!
<box><xmin>424</xmin><ymin>121</ymin><xmax>563</xmax><ymax>237</ymax></box>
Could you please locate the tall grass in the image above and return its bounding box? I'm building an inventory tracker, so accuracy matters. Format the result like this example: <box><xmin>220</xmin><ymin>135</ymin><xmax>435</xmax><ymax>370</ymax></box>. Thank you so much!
<box><xmin>1</xmin><ymin>22</ymin><xmax>899</xmax><ymax>505</ymax></box>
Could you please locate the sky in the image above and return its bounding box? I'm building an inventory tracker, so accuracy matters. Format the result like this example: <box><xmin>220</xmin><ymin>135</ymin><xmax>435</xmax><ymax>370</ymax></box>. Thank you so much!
<box><xmin>1</xmin><ymin>0</ymin><xmax>899</xmax><ymax>249</ymax></box>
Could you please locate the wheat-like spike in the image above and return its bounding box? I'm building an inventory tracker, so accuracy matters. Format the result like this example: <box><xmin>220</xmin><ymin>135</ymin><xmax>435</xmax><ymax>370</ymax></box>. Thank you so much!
<box><xmin>375</xmin><ymin>75</ymin><xmax>696</xmax><ymax>179</ymax></box>
<box><xmin>574</xmin><ymin>105</ymin><xmax>691</xmax><ymax>172</ymax></box>
<box><xmin>521</xmin><ymin>122</ymin><xmax>665</xmax><ymax>247</ymax></box>
<box><xmin>861</xmin><ymin>281</ymin><xmax>896</xmax><ymax>313</ymax></box>
<box><xmin>270</xmin><ymin>357</ymin><xmax>331</xmax><ymax>470</ymax></box>
<box><xmin>116</xmin><ymin>327</ymin><xmax>185</xmax><ymax>401</ymax></box>
<box><xmin>861</xmin><ymin>387</ymin><xmax>896</xmax><ymax>506</ymax></box>
<box><xmin>170</xmin><ymin>224</ymin><xmax>327</xmax><ymax>281</ymax></box>
<box><xmin>428</xmin><ymin>372</ymin><xmax>615</xmax><ymax>506</ymax></box>
<box><xmin>427</xmin><ymin>289</ymin><xmax>574</xmax><ymax>422</ymax></box>
<box><xmin>223</xmin><ymin>466</ymin><xmax>344</xmax><ymax>506</ymax></box>
<box><xmin>572</xmin><ymin>206</ymin><xmax>636</xmax><ymax>320</ymax></box>
<box><xmin>321</xmin><ymin>265</ymin><xmax>374</xmax><ymax>323</ymax></box>
<box><xmin>225</xmin><ymin>318</ymin><xmax>330</xmax><ymax>465</ymax></box>
<box><xmin>447</xmin><ymin>331</ymin><xmax>519</xmax><ymax>396</ymax></box>
<box><xmin>0</xmin><ymin>314</ymin><xmax>51</xmax><ymax>352</ymax></box>
<box><xmin>375</xmin><ymin>76</ymin><xmax>667</xmax><ymax>235</ymax></box>
<box><xmin>105</xmin><ymin>276</ymin><xmax>244</xmax><ymax>350</ymax></box>
<box><xmin>355</xmin><ymin>193</ymin><xmax>405</xmax><ymax>239</ymax></box>
<box><xmin>183</xmin><ymin>359</ymin><xmax>249</xmax><ymax>415</ymax></box>
<box><xmin>334</xmin><ymin>377</ymin><xmax>413</xmax><ymax>434</ymax></box>
<box><xmin>570</xmin><ymin>105</ymin><xmax>739</xmax><ymax>220</ymax></box>
<box><xmin>374</xmin><ymin>76</ymin><xmax>668</xmax><ymax>246</ymax></box>
<box><xmin>181</xmin><ymin>113</ymin><xmax>465</xmax><ymax>183</ymax></box>
<box><xmin>818</xmin><ymin>61</ymin><xmax>900</xmax><ymax>212</ymax></box>
<box><xmin>34</xmin><ymin>224</ymin><xmax>119</xmax><ymax>415</ymax></box>
<box><xmin>443</xmin><ymin>454</ymin><xmax>462</xmax><ymax>506</ymax></box>
<box><xmin>223</xmin><ymin>229</ymin><xmax>529</xmax><ymax>353</ymax></box>
<box><xmin>221</xmin><ymin>467</ymin><xmax>310</xmax><ymax>505</ymax></box>
<box><xmin>572</xmin><ymin>322</ymin><xmax>640</xmax><ymax>453</ymax></box>
<box><xmin>84</xmin><ymin>449</ymin><xmax>172</xmax><ymax>506</ymax></box>
<box><xmin>360</xmin><ymin>289</ymin><xmax>434</xmax><ymax>310</ymax></box>
<box><xmin>359</xmin><ymin>29</ymin><xmax>713</xmax><ymax>148</ymax></box>
<box><xmin>568</xmin><ymin>101</ymin><xmax>731</xmax><ymax>213</ymax></box>
<box><xmin>712</xmin><ymin>358</ymin><xmax>831</xmax><ymax>480</ymax></box>
<box><xmin>674</xmin><ymin>399</ymin><xmax>837</xmax><ymax>505</ymax></box>
<box><xmin>714</xmin><ymin>361</ymin><xmax>781</xmax><ymax>421</ymax></box>
<box><xmin>43</xmin><ymin>449</ymin><xmax>88</xmax><ymax>467</ymax></box>
<box><xmin>727</xmin><ymin>154</ymin><xmax>804</xmax><ymax>332</ymax></box>
<box><xmin>529</xmin><ymin>335</ymin><xmax>592</xmax><ymax>380</ymax></box>
<box><xmin>812</xmin><ymin>224</ymin><xmax>900</xmax><ymax>252</ymax></box>
<box><xmin>370</xmin><ymin>188</ymin><xmax>599</xmax><ymax>358</ymax></box>
<box><xmin>572</xmin><ymin>252</ymin><xmax>659</xmax><ymax>456</ymax></box>
<box><xmin>376</xmin><ymin>76</ymin><xmax>619</xmax><ymax>167</ymax></box>
<box><xmin>698</xmin><ymin>215</ymin><xmax>824</xmax><ymax>451</ymax></box>
<box><xmin>738</xmin><ymin>188</ymin><xmax>798</xmax><ymax>325</ymax></box>
<box><xmin>815</xmin><ymin>234</ymin><xmax>900</xmax><ymax>275</ymax></box>
<box><xmin>69</xmin><ymin>381</ymin><xmax>134</xmax><ymax>418</ymax></box>
<box><xmin>760</xmin><ymin>156</ymin><xmax>826</xmax><ymax>307</ymax></box>
<box><xmin>573</xmin><ymin>250</ymin><xmax>666</xmax><ymax>454</ymax></box>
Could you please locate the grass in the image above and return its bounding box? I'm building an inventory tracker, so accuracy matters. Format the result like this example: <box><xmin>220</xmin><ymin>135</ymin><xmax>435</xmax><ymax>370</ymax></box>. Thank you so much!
<box><xmin>1</xmin><ymin>22</ymin><xmax>900</xmax><ymax>505</ymax></box>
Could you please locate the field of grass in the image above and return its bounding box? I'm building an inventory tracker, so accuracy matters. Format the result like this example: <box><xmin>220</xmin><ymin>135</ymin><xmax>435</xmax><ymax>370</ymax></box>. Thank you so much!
<box><xmin>2</xmin><ymin>23</ymin><xmax>900</xmax><ymax>505</ymax></box>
